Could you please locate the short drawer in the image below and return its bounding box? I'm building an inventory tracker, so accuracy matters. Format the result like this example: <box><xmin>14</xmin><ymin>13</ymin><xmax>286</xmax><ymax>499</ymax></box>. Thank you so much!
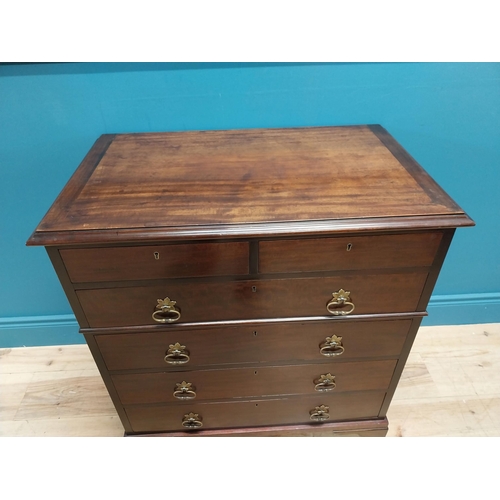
<box><xmin>95</xmin><ymin>319</ymin><xmax>412</xmax><ymax>371</ymax></box>
<box><xmin>60</xmin><ymin>241</ymin><xmax>249</xmax><ymax>283</ymax></box>
<box><xmin>259</xmin><ymin>232</ymin><xmax>442</xmax><ymax>274</ymax></box>
<box><xmin>78</xmin><ymin>272</ymin><xmax>428</xmax><ymax>327</ymax></box>
<box><xmin>112</xmin><ymin>360</ymin><xmax>396</xmax><ymax>405</ymax></box>
<box><xmin>125</xmin><ymin>391</ymin><xmax>386</xmax><ymax>433</ymax></box>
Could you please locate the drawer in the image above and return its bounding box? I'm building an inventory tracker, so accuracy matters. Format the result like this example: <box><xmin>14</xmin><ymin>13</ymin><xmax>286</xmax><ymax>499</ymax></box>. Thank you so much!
<box><xmin>60</xmin><ymin>241</ymin><xmax>249</xmax><ymax>283</ymax></box>
<box><xmin>95</xmin><ymin>319</ymin><xmax>412</xmax><ymax>371</ymax></box>
<box><xmin>112</xmin><ymin>360</ymin><xmax>396</xmax><ymax>405</ymax></box>
<box><xmin>125</xmin><ymin>391</ymin><xmax>386</xmax><ymax>433</ymax></box>
<box><xmin>77</xmin><ymin>272</ymin><xmax>428</xmax><ymax>327</ymax></box>
<box><xmin>259</xmin><ymin>232</ymin><xmax>442</xmax><ymax>274</ymax></box>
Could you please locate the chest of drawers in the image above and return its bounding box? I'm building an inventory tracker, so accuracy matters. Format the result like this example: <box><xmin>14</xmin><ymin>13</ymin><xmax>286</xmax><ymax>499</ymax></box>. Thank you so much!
<box><xmin>27</xmin><ymin>125</ymin><xmax>474</xmax><ymax>436</ymax></box>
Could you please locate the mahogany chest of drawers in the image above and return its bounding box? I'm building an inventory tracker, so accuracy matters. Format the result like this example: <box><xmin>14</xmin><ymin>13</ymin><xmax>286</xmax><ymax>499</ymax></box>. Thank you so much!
<box><xmin>27</xmin><ymin>125</ymin><xmax>474</xmax><ymax>436</ymax></box>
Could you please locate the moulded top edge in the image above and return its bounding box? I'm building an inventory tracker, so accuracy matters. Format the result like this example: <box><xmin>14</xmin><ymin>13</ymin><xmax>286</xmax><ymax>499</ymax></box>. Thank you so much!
<box><xmin>26</xmin><ymin>213</ymin><xmax>475</xmax><ymax>247</ymax></box>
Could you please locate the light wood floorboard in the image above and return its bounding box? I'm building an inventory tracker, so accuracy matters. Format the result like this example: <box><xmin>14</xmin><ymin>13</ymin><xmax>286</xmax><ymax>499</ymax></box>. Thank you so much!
<box><xmin>1</xmin><ymin>323</ymin><xmax>498</xmax><ymax>437</ymax></box>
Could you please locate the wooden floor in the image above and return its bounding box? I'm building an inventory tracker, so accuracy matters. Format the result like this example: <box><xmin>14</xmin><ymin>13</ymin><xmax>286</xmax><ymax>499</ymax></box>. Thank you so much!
<box><xmin>1</xmin><ymin>323</ymin><xmax>499</xmax><ymax>437</ymax></box>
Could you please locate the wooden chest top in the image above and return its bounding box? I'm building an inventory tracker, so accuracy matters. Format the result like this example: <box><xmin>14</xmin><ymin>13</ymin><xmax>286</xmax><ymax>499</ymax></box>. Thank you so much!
<box><xmin>27</xmin><ymin>125</ymin><xmax>473</xmax><ymax>246</ymax></box>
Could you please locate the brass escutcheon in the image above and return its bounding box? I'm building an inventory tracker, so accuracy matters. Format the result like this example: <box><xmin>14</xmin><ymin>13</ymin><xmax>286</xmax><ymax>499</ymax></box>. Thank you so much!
<box><xmin>152</xmin><ymin>297</ymin><xmax>181</xmax><ymax>323</ymax></box>
<box><xmin>319</xmin><ymin>334</ymin><xmax>345</xmax><ymax>357</ymax></box>
<box><xmin>326</xmin><ymin>289</ymin><xmax>355</xmax><ymax>316</ymax></box>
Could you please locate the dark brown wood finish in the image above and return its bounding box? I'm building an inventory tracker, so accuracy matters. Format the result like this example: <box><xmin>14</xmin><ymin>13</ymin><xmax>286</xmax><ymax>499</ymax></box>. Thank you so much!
<box><xmin>83</xmin><ymin>333</ymin><xmax>134</xmax><ymax>433</ymax></box>
<box><xmin>27</xmin><ymin>125</ymin><xmax>474</xmax><ymax>437</ymax></box>
<box><xmin>27</xmin><ymin>134</ymin><xmax>116</xmax><ymax>242</ymax></box>
<box><xmin>83</xmin><ymin>311</ymin><xmax>427</xmax><ymax>335</ymax></box>
<box><xmin>60</xmin><ymin>241</ymin><xmax>249</xmax><ymax>283</ymax></box>
<box><xmin>131</xmin><ymin>417</ymin><xmax>389</xmax><ymax>437</ymax></box>
<box><xmin>378</xmin><ymin>230</ymin><xmax>458</xmax><ymax>417</ymax></box>
<box><xmin>377</xmin><ymin>317</ymin><xmax>424</xmax><ymax>417</ymax></box>
<box><xmin>27</xmin><ymin>126</ymin><xmax>473</xmax><ymax>246</ymax></box>
<box><xmin>368</xmin><ymin>125</ymin><xmax>465</xmax><ymax>211</ymax></box>
<box><xmin>76</xmin><ymin>272</ymin><xmax>428</xmax><ymax>327</ymax></box>
<box><xmin>26</xmin><ymin>214</ymin><xmax>474</xmax><ymax>246</ymax></box>
<box><xmin>112</xmin><ymin>359</ymin><xmax>397</xmax><ymax>405</ymax></box>
<box><xmin>259</xmin><ymin>231</ymin><xmax>443</xmax><ymax>274</ymax></box>
<box><xmin>249</xmin><ymin>239</ymin><xmax>259</xmax><ymax>275</ymax></box>
<box><xmin>125</xmin><ymin>390</ymin><xmax>387</xmax><ymax>433</ymax></box>
<box><xmin>96</xmin><ymin>319</ymin><xmax>412</xmax><ymax>371</ymax></box>
<box><xmin>416</xmin><ymin>229</ymin><xmax>456</xmax><ymax>311</ymax></box>
<box><xmin>45</xmin><ymin>247</ymin><xmax>89</xmax><ymax>328</ymax></box>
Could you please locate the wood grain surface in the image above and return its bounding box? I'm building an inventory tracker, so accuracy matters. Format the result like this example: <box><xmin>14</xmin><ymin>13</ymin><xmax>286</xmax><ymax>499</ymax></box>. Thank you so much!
<box><xmin>125</xmin><ymin>391</ymin><xmax>387</xmax><ymax>433</ymax></box>
<box><xmin>2</xmin><ymin>323</ymin><xmax>498</xmax><ymax>436</ymax></box>
<box><xmin>61</xmin><ymin>241</ymin><xmax>249</xmax><ymax>283</ymax></box>
<box><xmin>259</xmin><ymin>231</ymin><xmax>442</xmax><ymax>274</ymax></box>
<box><xmin>27</xmin><ymin>126</ymin><xmax>473</xmax><ymax>245</ymax></box>
<box><xmin>76</xmin><ymin>272</ymin><xmax>428</xmax><ymax>327</ymax></box>
<box><xmin>111</xmin><ymin>359</ymin><xmax>397</xmax><ymax>404</ymax></box>
<box><xmin>20</xmin><ymin>125</ymin><xmax>477</xmax><ymax>438</ymax></box>
<box><xmin>95</xmin><ymin>319</ymin><xmax>412</xmax><ymax>371</ymax></box>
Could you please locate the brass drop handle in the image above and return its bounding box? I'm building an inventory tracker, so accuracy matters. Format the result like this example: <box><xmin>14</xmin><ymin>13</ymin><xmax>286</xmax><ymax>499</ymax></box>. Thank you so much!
<box><xmin>164</xmin><ymin>342</ymin><xmax>190</xmax><ymax>365</ymax></box>
<box><xmin>319</xmin><ymin>334</ymin><xmax>345</xmax><ymax>357</ymax></box>
<box><xmin>326</xmin><ymin>289</ymin><xmax>355</xmax><ymax>316</ymax></box>
<box><xmin>152</xmin><ymin>297</ymin><xmax>181</xmax><ymax>323</ymax></box>
<box><xmin>182</xmin><ymin>412</ymin><xmax>203</xmax><ymax>429</ymax></box>
<box><xmin>309</xmin><ymin>405</ymin><xmax>330</xmax><ymax>422</ymax></box>
<box><xmin>173</xmin><ymin>381</ymin><xmax>197</xmax><ymax>400</ymax></box>
<box><xmin>314</xmin><ymin>373</ymin><xmax>336</xmax><ymax>392</ymax></box>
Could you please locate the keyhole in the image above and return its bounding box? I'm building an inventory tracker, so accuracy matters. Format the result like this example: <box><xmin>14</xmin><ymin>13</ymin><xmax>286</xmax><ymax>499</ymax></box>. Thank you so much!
<box><xmin>253</xmin><ymin>331</ymin><xmax>257</xmax><ymax>336</ymax></box>
<box><xmin>252</xmin><ymin>286</ymin><xmax>257</xmax><ymax>292</ymax></box>
<box><xmin>154</xmin><ymin>252</ymin><xmax>160</xmax><ymax>260</ymax></box>
<box><xmin>346</xmin><ymin>243</ymin><xmax>352</xmax><ymax>252</ymax></box>
<box><xmin>254</xmin><ymin>371</ymin><xmax>258</xmax><ymax>375</ymax></box>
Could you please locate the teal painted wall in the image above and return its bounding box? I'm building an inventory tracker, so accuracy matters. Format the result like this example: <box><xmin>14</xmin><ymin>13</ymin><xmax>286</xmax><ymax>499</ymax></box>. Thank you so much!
<box><xmin>1</xmin><ymin>62</ymin><xmax>499</xmax><ymax>347</ymax></box>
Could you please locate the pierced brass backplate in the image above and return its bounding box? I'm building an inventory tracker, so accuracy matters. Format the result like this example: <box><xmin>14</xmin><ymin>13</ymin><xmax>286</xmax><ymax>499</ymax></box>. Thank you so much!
<box><xmin>314</xmin><ymin>373</ymin><xmax>336</xmax><ymax>392</ymax></box>
<box><xmin>182</xmin><ymin>412</ymin><xmax>203</xmax><ymax>429</ymax></box>
<box><xmin>319</xmin><ymin>334</ymin><xmax>345</xmax><ymax>356</ymax></box>
<box><xmin>164</xmin><ymin>342</ymin><xmax>190</xmax><ymax>365</ymax></box>
<box><xmin>174</xmin><ymin>381</ymin><xmax>197</xmax><ymax>400</ymax></box>
<box><xmin>152</xmin><ymin>297</ymin><xmax>181</xmax><ymax>323</ymax></box>
<box><xmin>309</xmin><ymin>405</ymin><xmax>330</xmax><ymax>422</ymax></box>
<box><xmin>326</xmin><ymin>289</ymin><xmax>355</xmax><ymax>316</ymax></box>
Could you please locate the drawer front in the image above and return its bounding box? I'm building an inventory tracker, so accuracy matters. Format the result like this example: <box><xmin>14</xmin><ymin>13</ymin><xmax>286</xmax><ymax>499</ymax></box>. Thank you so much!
<box><xmin>60</xmin><ymin>241</ymin><xmax>249</xmax><ymax>283</ymax></box>
<box><xmin>78</xmin><ymin>272</ymin><xmax>428</xmax><ymax>327</ymax></box>
<box><xmin>96</xmin><ymin>319</ymin><xmax>412</xmax><ymax>371</ymax></box>
<box><xmin>125</xmin><ymin>391</ymin><xmax>386</xmax><ymax>433</ymax></box>
<box><xmin>112</xmin><ymin>360</ymin><xmax>396</xmax><ymax>405</ymax></box>
<box><xmin>259</xmin><ymin>232</ymin><xmax>442</xmax><ymax>274</ymax></box>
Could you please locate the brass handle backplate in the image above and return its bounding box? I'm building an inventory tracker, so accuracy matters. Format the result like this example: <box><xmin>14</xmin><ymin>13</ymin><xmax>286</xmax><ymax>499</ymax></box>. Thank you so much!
<box><xmin>182</xmin><ymin>412</ymin><xmax>203</xmax><ymax>429</ymax></box>
<box><xmin>310</xmin><ymin>405</ymin><xmax>330</xmax><ymax>422</ymax></box>
<box><xmin>326</xmin><ymin>289</ymin><xmax>355</xmax><ymax>316</ymax></box>
<box><xmin>174</xmin><ymin>381</ymin><xmax>197</xmax><ymax>400</ymax></box>
<box><xmin>152</xmin><ymin>297</ymin><xmax>181</xmax><ymax>323</ymax></box>
<box><xmin>319</xmin><ymin>334</ymin><xmax>345</xmax><ymax>357</ymax></box>
<box><xmin>164</xmin><ymin>342</ymin><xmax>190</xmax><ymax>365</ymax></box>
<box><xmin>314</xmin><ymin>373</ymin><xmax>336</xmax><ymax>392</ymax></box>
